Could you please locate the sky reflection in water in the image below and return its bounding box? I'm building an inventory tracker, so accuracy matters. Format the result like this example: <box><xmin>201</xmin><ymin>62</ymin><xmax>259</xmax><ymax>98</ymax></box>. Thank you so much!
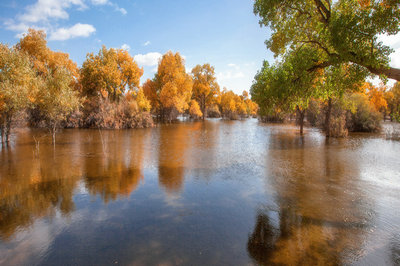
<box><xmin>0</xmin><ymin>119</ymin><xmax>399</xmax><ymax>265</ymax></box>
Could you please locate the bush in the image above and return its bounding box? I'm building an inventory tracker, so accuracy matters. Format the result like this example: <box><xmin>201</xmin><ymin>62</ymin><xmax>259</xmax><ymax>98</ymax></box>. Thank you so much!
<box><xmin>80</xmin><ymin>97</ymin><xmax>153</xmax><ymax>129</ymax></box>
<box><xmin>306</xmin><ymin>99</ymin><xmax>323</xmax><ymax>127</ymax></box>
<box><xmin>346</xmin><ymin>94</ymin><xmax>381</xmax><ymax>132</ymax></box>
<box><xmin>206</xmin><ymin>104</ymin><xmax>221</xmax><ymax>118</ymax></box>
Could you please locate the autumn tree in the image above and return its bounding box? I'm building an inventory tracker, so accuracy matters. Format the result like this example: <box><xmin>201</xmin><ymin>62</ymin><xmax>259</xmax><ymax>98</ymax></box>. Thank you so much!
<box><xmin>36</xmin><ymin>67</ymin><xmax>81</xmax><ymax>143</ymax></box>
<box><xmin>191</xmin><ymin>64</ymin><xmax>220</xmax><ymax>119</ymax></box>
<box><xmin>219</xmin><ymin>89</ymin><xmax>248</xmax><ymax>120</ymax></box>
<box><xmin>365</xmin><ymin>83</ymin><xmax>388</xmax><ymax>115</ymax></box>
<box><xmin>254</xmin><ymin>0</ymin><xmax>400</xmax><ymax>81</ymax></box>
<box><xmin>144</xmin><ymin>51</ymin><xmax>192</xmax><ymax>122</ymax></box>
<box><xmin>80</xmin><ymin>46</ymin><xmax>143</xmax><ymax>101</ymax></box>
<box><xmin>385</xmin><ymin>82</ymin><xmax>400</xmax><ymax>121</ymax></box>
<box><xmin>16</xmin><ymin>29</ymin><xmax>79</xmax><ymax>81</ymax></box>
<box><xmin>189</xmin><ymin>100</ymin><xmax>203</xmax><ymax>119</ymax></box>
<box><xmin>0</xmin><ymin>44</ymin><xmax>37</xmax><ymax>143</ymax></box>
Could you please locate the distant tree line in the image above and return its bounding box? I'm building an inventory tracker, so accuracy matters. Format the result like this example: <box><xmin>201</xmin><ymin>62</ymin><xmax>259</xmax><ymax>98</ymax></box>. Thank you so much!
<box><xmin>0</xmin><ymin>29</ymin><xmax>258</xmax><ymax>143</ymax></box>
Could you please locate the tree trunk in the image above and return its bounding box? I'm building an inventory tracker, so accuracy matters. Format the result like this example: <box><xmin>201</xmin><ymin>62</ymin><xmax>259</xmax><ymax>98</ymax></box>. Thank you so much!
<box><xmin>5</xmin><ymin>113</ymin><xmax>12</xmax><ymax>143</ymax></box>
<box><xmin>52</xmin><ymin>123</ymin><xmax>57</xmax><ymax>144</ymax></box>
<box><xmin>325</xmin><ymin>97</ymin><xmax>332</xmax><ymax>137</ymax></box>
<box><xmin>0</xmin><ymin>125</ymin><xmax>4</xmax><ymax>143</ymax></box>
<box><xmin>296</xmin><ymin>106</ymin><xmax>305</xmax><ymax>135</ymax></box>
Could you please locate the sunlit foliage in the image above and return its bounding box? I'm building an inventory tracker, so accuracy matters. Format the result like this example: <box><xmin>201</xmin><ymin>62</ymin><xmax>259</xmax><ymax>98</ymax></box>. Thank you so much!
<box><xmin>191</xmin><ymin>64</ymin><xmax>220</xmax><ymax>119</ymax></box>
<box><xmin>0</xmin><ymin>44</ymin><xmax>37</xmax><ymax>142</ymax></box>
<box><xmin>254</xmin><ymin>0</ymin><xmax>400</xmax><ymax>81</ymax></box>
<box><xmin>80</xmin><ymin>45</ymin><xmax>143</xmax><ymax>101</ymax></box>
<box><xmin>144</xmin><ymin>51</ymin><xmax>192</xmax><ymax>121</ymax></box>
<box><xmin>189</xmin><ymin>100</ymin><xmax>203</xmax><ymax>119</ymax></box>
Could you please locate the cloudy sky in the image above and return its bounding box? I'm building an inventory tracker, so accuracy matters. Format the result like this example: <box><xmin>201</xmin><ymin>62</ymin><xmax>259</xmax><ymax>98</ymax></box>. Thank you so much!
<box><xmin>0</xmin><ymin>0</ymin><xmax>399</xmax><ymax>92</ymax></box>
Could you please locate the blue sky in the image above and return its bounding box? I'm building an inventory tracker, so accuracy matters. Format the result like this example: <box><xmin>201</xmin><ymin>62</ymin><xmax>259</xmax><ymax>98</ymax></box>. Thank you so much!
<box><xmin>0</xmin><ymin>0</ymin><xmax>274</xmax><ymax>94</ymax></box>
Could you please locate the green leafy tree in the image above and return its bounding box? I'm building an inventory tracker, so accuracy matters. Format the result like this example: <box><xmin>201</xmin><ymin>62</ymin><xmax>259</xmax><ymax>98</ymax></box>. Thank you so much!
<box><xmin>254</xmin><ymin>0</ymin><xmax>400</xmax><ymax>81</ymax></box>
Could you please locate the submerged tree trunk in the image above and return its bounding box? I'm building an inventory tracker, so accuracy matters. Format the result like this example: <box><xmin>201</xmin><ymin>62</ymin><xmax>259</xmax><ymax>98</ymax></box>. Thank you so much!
<box><xmin>51</xmin><ymin>122</ymin><xmax>57</xmax><ymax>145</ymax></box>
<box><xmin>0</xmin><ymin>124</ymin><xmax>4</xmax><ymax>143</ymax></box>
<box><xmin>5</xmin><ymin>113</ymin><xmax>12</xmax><ymax>143</ymax></box>
<box><xmin>325</xmin><ymin>97</ymin><xmax>332</xmax><ymax>137</ymax></box>
<box><xmin>296</xmin><ymin>106</ymin><xmax>305</xmax><ymax>135</ymax></box>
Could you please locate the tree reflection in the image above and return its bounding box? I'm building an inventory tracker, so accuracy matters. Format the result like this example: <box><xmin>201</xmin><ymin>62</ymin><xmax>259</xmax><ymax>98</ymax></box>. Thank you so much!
<box><xmin>83</xmin><ymin>130</ymin><xmax>148</xmax><ymax>203</ymax></box>
<box><xmin>157</xmin><ymin>123</ymin><xmax>190</xmax><ymax>194</ymax></box>
<box><xmin>248</xmin><ymin>131</ymin><xmax>373</xmax><ymax>265</ymax></box>
<box><xmin>0</xmin><ymin>131</ymin><xmax>80</xmax><ymax>240</ymax></box>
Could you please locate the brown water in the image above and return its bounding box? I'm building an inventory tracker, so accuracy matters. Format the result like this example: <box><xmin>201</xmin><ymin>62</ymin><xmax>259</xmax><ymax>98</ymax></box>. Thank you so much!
<box><xmin>0</xmin><ymin>119</ymin><xmax>399</xmax><ymax>265</ymax></box>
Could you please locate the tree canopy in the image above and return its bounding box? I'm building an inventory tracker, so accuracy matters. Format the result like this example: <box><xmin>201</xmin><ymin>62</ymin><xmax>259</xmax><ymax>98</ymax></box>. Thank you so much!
<box><xmin>254</xmin><ymin>0</ymin><xmax>400</xmax><ymax>81</ymax></box>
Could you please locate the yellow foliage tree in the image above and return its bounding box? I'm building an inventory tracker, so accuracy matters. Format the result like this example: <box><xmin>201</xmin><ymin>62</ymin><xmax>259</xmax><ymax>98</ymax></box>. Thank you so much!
<box><xmin>0</xmin><ymin>44</ymin><xmax>38</xmax><ymax>142</ymax></box>
<box><xmin>191</xmin><ymin>64</ymin><xmax>220</xmax><ymax>119</ymax></box>
<box><xmin>80</xmin><ymin>45</ymin><xmax>143</xmax><ymax>101</ymax></box>
<box><xmin>36</xmin><ymin>67</ymin><xmax>81</xmax><ymax>143</ymax></box>
<box><xmin>189</xmin><ymin>100</ymin><xmax>203</xmax><ymax>119</ymax></box>
<box><xmin>365</xmin><ymin>83</ymin><xmax>388</xmax><ymax>114</ymax></box>
<box><xmin>146</xmin><ymin>51</ymin><xmax>192</xmax><ymax>121</ymax></box>
<box><xmin>16</xmin><ymin>29</ymin><xmax>79</xmax><ymax>80</ymax></box>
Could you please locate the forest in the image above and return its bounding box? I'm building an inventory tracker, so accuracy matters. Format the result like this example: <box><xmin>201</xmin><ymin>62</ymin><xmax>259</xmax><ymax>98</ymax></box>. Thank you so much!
<box><xmin>0</xmin><ymin>29</ymin><xmax>258</xmax><ymax>143</ymax></box>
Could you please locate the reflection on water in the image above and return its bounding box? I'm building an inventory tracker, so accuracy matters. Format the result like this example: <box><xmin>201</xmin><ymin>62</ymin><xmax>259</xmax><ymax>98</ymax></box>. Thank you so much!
<box><xmin>0</xmin><ymin>120</ymin><xmax>399</xmax><ymax>265</ymax></box>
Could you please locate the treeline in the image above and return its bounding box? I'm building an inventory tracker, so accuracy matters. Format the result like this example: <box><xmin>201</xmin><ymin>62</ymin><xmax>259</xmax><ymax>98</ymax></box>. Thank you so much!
<box><xmin>251</xmin><ymin>60</ymin><xmax>400</xmax><ymax>137</ymax></box>
<box><xmin>0</xmin><ymin>29</ymin><xmax>258</xmax><ymax>143</ymax></box>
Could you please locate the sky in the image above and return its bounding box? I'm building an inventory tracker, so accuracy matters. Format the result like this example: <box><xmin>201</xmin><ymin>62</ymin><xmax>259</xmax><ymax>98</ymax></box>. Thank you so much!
<box><xmin>0</xmin><ymin>0</ymin><xmax>273</xmax><ymax>95</ymax></box>
<box><xmin>0</xmin><ymin>0</ymin><xmax>399</xmax><ymax>92</ymax></box>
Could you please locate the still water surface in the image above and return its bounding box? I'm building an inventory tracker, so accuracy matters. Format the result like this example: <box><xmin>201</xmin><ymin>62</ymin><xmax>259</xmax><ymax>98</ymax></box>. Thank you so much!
<box><xmin>0</xmin><ymin>119</ymin><xmax>399</xmax><ymax>265</ymax></box>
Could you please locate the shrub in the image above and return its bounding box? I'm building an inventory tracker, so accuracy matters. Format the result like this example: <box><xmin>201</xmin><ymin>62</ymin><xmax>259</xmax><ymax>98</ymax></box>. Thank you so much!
<box><xmin>346</xmin><ymin>93</ymin><xmax>381</xmax><ymax>132</ymax></box>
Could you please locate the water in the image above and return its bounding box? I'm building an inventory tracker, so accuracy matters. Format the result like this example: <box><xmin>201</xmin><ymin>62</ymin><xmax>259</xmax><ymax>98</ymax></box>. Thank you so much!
<box><xmin>0</xmin><ymin>119</ymin><xmax>399</xmax><ymax>265</ymax></box>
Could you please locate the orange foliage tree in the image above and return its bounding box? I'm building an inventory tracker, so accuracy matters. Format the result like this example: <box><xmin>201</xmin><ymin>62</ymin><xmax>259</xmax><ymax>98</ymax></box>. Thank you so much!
<box><xmin>80</xmin><ymin>45</ymin><xmax>143</xmax><ymax>101</ymax></box>
<box><xmin>143</xmin><ymin>51</ymin><xmax>192</xmax><ymax>121</ymax></box>
<box><xmin>191</xmin><ymin>64</ymin><xmax>220</xmax><ymax>119</ymax></box>
<box><xmin>189</xmin><ymin>100</ymin><xmax>202</xmax><ymax>119</ymax></box>
<box><xmin>16</xmin><ymin>29</ymin><xmax>79</xmax><ymax>81</ymax></box>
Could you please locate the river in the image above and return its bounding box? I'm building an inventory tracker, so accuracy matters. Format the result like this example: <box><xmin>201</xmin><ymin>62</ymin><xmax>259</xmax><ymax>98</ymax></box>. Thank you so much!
<box><xmin>0</xmin><ymin>119</ymin><xmax>399</xmax><ymax>265</ymax></box>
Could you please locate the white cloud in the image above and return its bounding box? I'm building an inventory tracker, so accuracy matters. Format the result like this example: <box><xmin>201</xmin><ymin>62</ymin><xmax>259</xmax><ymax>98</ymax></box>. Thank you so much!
<box><xmin>18</xmin><ymin>0</ymin><xmax>86</xmax><ymax>24</ymax></box>
<box><xmin>115</xmin><ymin>6</ymin><xmax>127</xmax><ymax>15</ymax></box>
<box><xmin>91</xmin><ymin>0</ymin><xmax>109</xmax><ymax>5</ymax></box>
<box><xmin>143</xmin><ymin>41</ymin><xmax>151</xmax><ymax>46</ymax></box>
<box><xmin>227</xmin><ymin>63</ymin><xmax>236</xmax><ymax>67</ymax></box>
<box><xmin>4</xmin><ymin>0</ymin><xmax>126</xmax><ymax>38</ymax></box>
<box><xmin>217</xmin><ymin>70</ymin><xmax>245</xmax><ymax>81</ymax></box>
<box><xmin>90</xmin><ymin>0</ymin><xmax>127</xmax><ymax>15</ymax></box>
<box><xmin>121</xmin><ymin>43</ymin><xmax>130</xmax><ymax>51</ymax></box>
<box><xmin>49</xmin><ymin>23</ymin><xmax>96</xmax><ymax>41</ymax></box>
<box><xmin>134</xmin><ymin>52</ymin><xmax>162</xmax><ymax>66</ymax></box>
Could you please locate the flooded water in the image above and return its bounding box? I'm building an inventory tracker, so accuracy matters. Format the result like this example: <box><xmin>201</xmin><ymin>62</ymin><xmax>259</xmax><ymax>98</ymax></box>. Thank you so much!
<box><xmin>0</xmin><ymin>119</ymin><xmax>399</xmax><ymax>265</ymax></box>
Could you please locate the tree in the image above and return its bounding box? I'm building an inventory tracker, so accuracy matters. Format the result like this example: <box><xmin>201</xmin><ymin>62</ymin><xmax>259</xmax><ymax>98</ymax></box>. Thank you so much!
<box><xmin>385</xmin><ymin>82</ymin><xmax>400</xmax><ymax>121</ymax></box>
<box><xmin>0</xmin><ymin>44</ymin><xmax>37</xmax><ymax>143</ymax></box>
<box><xmin>189</xmin><ymin>100</ymin><xmax>203</xmax><ymax>119</ymax></box>
<box><xmin>251</xmin><ymin>48</ymin><xmax>323</xmax><ymax>134</ymax></box>
<box><xmin>36</xmin><ymin>67</ymin><xmax>81</xmax><ymax>143</ymax></box>
<box><xmin>191</xmin><ymin>64</ymin><xmax>220</xmax><ymax>119</ymax></box>
<box><xmin>254</xmin><ymin>0</ymin><xmax>400</xmax><ymax>81</ymax></box>
<box><xmin>80</xmin><ymin>46</ymin><xmax>143</xmax><ymax>101</ymax></box>
<box><xmin>16</xmin><ymin>29</ymin><xmax>79</xmax><ymax>80</ymax></box>
<box><xmin>365</xmin><ymin>83</ymin><xmax>388</xmax><ymax>114</ymax></box>
<box><xmin>145</xmin><ymin>51</ymin><xmax>192</xmax><ymax>122</ymax></box>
